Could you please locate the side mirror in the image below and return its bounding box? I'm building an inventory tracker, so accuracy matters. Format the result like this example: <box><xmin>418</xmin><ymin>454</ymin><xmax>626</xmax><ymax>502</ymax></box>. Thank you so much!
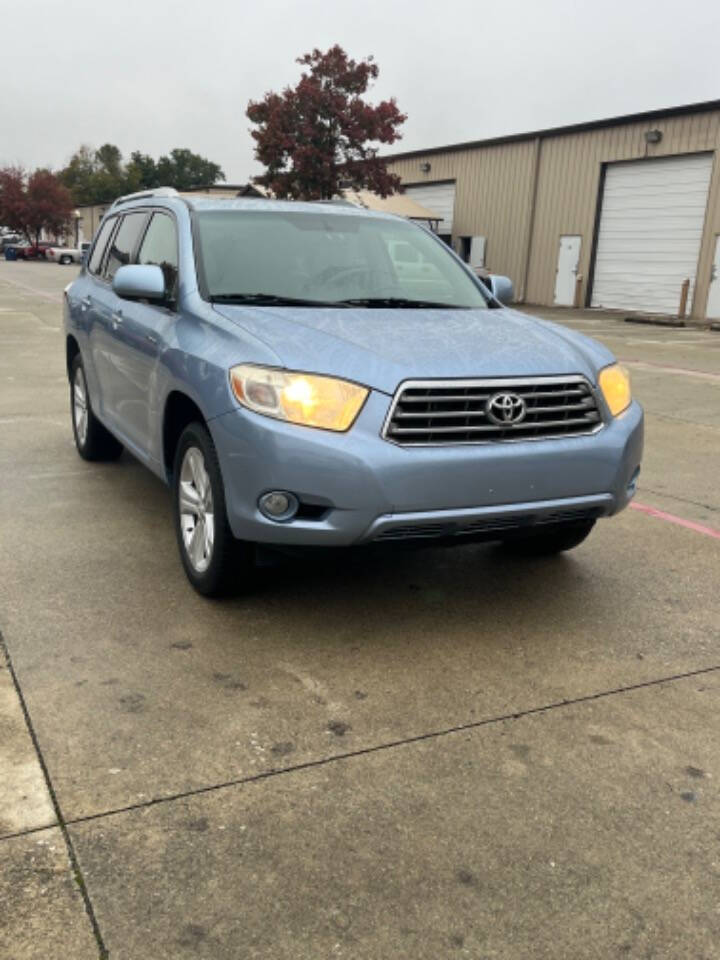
<box><xmin>112</xmin><ymin>264</ymin><xmax>166</xmax><ymax>301</ymax></box>
<box><xmin>487</xmin><ymin>274</ymin><xmax>514</xmax><ymax>305</ymax></box>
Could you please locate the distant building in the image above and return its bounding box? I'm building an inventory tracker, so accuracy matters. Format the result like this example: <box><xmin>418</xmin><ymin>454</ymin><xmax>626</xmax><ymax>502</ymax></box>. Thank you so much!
<box><xmin>384</xmin><ymin>98</ymin><xmax>720</xmax><ymax>320</ymax></box>
<box><xmin>75</xmin><ymin>183</ymin><xmax>442</xmax><ymax>246</ymax></box>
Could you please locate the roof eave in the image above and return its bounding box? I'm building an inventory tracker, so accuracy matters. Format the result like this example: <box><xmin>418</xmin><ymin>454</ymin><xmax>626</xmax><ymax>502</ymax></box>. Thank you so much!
<box><xmin>383</xmin><ymin>97</ymin><xmax>720</xmax><ymax>162</ymax></box>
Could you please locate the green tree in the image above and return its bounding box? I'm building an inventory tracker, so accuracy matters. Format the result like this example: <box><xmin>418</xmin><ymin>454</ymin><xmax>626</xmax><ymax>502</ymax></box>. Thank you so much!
<box><xmin>90</xmin><ymin>143</ymin><xmax>127</xmax><ymax>203</ymax></box>
<box><xmin>125</xmin><ymin>152</ymin><xmax>160</xmax><ymax>190</ymax></box>
<box><xmin>156</xmin><ymin>148</ymin><xmax>225</xmax><ymax>190</ymax></box>
<box><xmin>57</xmin><ymin>145</ymin><xmax>97</xmax><ymax>205</ymax></box>
<box><xmin>59</xmin><ymin>144</ymin><xmax>225</xmax><ymax>204</ymax></box>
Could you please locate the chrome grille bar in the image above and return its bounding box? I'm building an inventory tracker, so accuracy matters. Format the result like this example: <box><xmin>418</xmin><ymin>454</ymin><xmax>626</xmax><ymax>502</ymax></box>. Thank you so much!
<box><xmin>382</xmin><ymin>375</ymin><xmax>604</xmax><ymax>446</ymax></box>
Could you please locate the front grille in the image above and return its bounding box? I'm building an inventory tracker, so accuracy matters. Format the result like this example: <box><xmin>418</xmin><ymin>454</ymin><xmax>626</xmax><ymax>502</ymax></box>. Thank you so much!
<box><xmin>373</xmin><ymin>507</ymin><xmax>601</xmax><ymax>542</ymax></box>
<box><xmin>383</xmin><ymin>376</ymin><xmax>603</xmax><ymax>445</ymax></box>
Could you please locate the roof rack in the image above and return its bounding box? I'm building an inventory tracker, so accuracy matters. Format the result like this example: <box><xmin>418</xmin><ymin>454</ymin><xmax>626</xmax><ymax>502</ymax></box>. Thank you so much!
<box><xmin>110</xmin><ymin>187</ymin><xmax>179</xmax><ymax>208</ymax></box>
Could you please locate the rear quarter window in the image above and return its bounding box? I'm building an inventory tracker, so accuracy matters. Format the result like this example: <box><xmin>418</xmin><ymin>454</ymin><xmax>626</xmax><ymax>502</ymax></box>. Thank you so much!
<box><xmin>87</xmin><ymin>217</ymin><xmax>117</xmax><ymax>275</ymax></box>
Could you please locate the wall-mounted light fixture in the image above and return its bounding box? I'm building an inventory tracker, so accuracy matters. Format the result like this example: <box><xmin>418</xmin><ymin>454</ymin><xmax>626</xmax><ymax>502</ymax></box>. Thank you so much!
<box><xmin>420</xmin><ymin>161</ymin><xmax>431</xmax><ymax>173</ymax></box>
<box><xmin>644</xmin><ymin>129</ymin><xmax>663</xmax><ymax>144</ymax></box>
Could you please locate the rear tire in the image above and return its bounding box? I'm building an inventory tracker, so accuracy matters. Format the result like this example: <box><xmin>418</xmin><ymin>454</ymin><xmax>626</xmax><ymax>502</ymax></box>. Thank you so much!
<box><xmin>172</xmin><ymin>422</ymin><xmax>252</xmax><ymax>597</ymax></box>
<box><xmin>60</xmin><ymin>254</ymin><xmax>71</xmax><ymax>264</ymax></box>
<box><xmin>499</xmin><ymin>519</ymin><xmax>595</xmax><ymax>556</ymax></box>
<box><xmin>70</xmin><ymin>354</ymin><xmax>123</xmax><ymax>461</ymax></box>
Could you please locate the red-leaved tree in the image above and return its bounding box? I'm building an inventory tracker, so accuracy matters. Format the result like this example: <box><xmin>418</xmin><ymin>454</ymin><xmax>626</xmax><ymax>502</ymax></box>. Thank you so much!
<box><xmin>246</xmin><ymin>46</ymin><xmax>406</xmax><ymax>200</ymax></box>
<box><xmin>0</xmin><ymin>167</ymin><xmax>74</xmax><ymax>245</ymax></box>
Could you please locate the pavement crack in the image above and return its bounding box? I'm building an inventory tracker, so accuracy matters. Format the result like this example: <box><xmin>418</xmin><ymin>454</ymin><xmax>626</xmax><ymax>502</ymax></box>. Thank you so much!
<box><xmin>0</xmin><ymin>821</ymin><xmax>60</xmax><ymax>843</ymax></box>
<box><xmin>59</xmin><ymin>662</ymin><xmax>720</xmax><ymax>830</ymax></box>
<box><xmin>0</xmin><ymin>631</ymin><xmax>109</xmax><ymax>959</ymax></box>
<box><xmin>639</xmin><ymin>487</ymin><xmax>719</xmax><ymax>514</ymax></box>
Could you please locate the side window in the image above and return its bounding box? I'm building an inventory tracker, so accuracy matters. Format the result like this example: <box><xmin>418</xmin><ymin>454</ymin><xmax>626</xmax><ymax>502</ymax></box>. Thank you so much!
<box><xmin>137</xmin><ymin>213</ymin><xmax>179</xmax><ymax>297</ymax></box>
<box><xmin>104</xmin><ymin>212</ymin><xmax>148</xmax><ymax>281</ymax></box>
<box><xmin>87</xmin><ymin>217</ymin><xmax>117</xmax><ymax>275</ymax></box>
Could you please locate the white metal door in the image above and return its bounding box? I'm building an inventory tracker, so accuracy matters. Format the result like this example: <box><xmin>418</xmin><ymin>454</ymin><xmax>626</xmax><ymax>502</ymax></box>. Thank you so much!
<box><xmin>706</xmin><ymin>236</ymin><xmax>720</xmax><ymax>319</ymax></box>
<box><xmin>470</xmin><ymin>235</ymin><xmax>486</xmax><ymax>269</ymax></box>
<box><xmin>403</xmin><ymin>183</ymin><xmax>456</xmax><ymax>236</ymax></box>
<box><xmin>554</xmin><ymin>235</ymin><xmax>581</xmax><ymax>306</ymax></box>
<box><xmin>591</xmin><ymin>154</ymin><xmax>713</xmax><ymax>314</ymax></box>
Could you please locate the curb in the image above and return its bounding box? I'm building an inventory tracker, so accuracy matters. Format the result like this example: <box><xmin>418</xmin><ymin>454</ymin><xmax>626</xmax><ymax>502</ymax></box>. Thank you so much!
<box><xmin>624</xmin><ymin>316</ymin><xmax>686</xmax><ymax>328</ymax></box>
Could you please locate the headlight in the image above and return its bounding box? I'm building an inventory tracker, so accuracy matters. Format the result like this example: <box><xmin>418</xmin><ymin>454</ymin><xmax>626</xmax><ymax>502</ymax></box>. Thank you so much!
<box><xmin>229</xmin><ymin>364</ymin><xmax>368</xmax><ymax>432</ymax></box>
<box><xmin>598</xmin><ymin>363</ymin><xmax>631</xmax><ymax>417</ymax></box>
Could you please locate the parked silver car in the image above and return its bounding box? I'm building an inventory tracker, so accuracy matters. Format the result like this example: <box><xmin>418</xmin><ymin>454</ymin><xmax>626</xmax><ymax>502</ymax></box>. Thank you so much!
<box><xmin>63</xmin><ymin>188</ymin><xmax>643</xmax><ymax>595</ymax></box>
<box><xmin>47</xmin><ymin>242</ymin><xmax>91</xmax><ymax>264</ymax></box>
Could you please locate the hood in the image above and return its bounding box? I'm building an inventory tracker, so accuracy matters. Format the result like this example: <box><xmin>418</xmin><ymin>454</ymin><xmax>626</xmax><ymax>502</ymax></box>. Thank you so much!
<box><xmin>213</xmin><ymin>304</ymin><xmax>615</xmax><ymax>395</ymax></box>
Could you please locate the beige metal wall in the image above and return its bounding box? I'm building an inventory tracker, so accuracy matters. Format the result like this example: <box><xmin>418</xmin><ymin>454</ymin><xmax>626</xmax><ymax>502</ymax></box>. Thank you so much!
<box><xmin>527</xmin><ymin>111</ymin><xmax>720</xmax><ymax>316</ymax></box>
<box><xmin>388</xmin><ymin>108</ymin><xmax>720</xmax><ymax>318</ymax></box>
<box><xmin>77</xmin><ymin>204</ymin><xmax>110</xmax><ymax>245</ymax></box>
<box><xmin>387</xmin><ymin>140</ymin><xmax>537</xmax><ymax>299</ymax></box>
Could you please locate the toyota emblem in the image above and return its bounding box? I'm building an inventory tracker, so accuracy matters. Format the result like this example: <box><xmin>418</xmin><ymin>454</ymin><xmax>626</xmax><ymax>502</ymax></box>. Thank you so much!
<box><xmin>486</xmin><ymin>391</ymin><xmax>527</xmax><ymax>426</ymax></box>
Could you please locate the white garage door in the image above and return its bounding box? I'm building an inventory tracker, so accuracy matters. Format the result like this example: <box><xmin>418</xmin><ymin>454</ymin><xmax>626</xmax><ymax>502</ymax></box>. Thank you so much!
<box><xmin>591</xmin><ymin>154</ymin><xmax>713</xmax><ymax>314</ymax></box>
<box><xmin>403</xmin><ymin>182</ymin><xmax>456</xmax><ymax>236</ymax></box>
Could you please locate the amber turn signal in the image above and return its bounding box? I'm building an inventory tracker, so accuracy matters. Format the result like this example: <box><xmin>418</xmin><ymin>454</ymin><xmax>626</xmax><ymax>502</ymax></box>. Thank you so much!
<box><xmin>598</xmin><ymin>363</ymin><xmax>632</xmax><ymax>417</ymax></box>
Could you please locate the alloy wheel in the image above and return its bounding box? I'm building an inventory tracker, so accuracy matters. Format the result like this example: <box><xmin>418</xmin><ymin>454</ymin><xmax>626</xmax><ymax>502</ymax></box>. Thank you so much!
<box><xmin>73</xmin><ymin>366</ymin><xmax>89</xmax><ymax>447</ymax></box>
<box><xmin>179</xmin><ymin>446</ymin><xmax>215</xmax><ymax>573</ymax></box>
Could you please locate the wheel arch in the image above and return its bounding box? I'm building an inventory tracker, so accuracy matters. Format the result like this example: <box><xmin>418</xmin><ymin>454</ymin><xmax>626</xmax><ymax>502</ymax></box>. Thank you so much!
<box><xmin>66</xmin><ymin>334</ymin><xmax>80</xmax><ymax>381</ymax></box>
<box><xmin>162</xmin><ymin>391</ymin><xmax>207</xmax><ymax>482</ymax></box>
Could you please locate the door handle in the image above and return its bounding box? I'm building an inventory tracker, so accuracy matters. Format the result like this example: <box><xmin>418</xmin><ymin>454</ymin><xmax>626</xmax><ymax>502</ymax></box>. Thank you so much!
<box><xmin>111</xmin><ymin>312</ymin><xmax>123</xmax><ymax>329</ymax></box>
<box><xmin>80</xmin><ymin>297</ymin><xmax>91</xmax><ymax>311</ymax></box>
<box><xmin>146</xmin><ymin>333</ymin><xmax>158</xmax><ymax>344</ymax></box>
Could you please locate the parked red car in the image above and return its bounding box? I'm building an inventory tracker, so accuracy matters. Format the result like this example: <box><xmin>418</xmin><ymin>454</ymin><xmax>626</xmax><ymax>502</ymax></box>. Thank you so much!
<box><xmin>30</xmin><ymin>241</ymin><xmax>58</xmax><ymax>259</ymax></box>
<box><xmin>14</xmin><ymin>241</ymin><xmax>59</xmax><ymax>259</ymax></box>
<box><xmin>11</xmin><ymin>244</ymin><xmax>37</xmax><ymax>260</ymax></box>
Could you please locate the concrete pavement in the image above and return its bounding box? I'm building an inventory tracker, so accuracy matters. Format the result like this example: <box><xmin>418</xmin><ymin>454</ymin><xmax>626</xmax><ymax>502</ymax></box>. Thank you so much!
<box><xmin>1</xmin><ymin>260</ymin><xmax>719</xmax><ymax>959</ymax></box>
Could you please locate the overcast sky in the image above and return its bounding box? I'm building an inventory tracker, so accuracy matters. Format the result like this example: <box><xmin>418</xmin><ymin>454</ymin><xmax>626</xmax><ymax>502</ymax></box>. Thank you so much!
<box><xmin>3</xmin><ymin>0</ymin><xmax>719</xmax><ymax>182</ymax></box>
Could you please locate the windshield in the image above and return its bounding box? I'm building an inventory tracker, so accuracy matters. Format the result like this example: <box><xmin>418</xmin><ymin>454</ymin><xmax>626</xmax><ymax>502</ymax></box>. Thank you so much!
<box><xmin>195</xmin><ymin>210</ymin><xmax>491</xmax><ymax>308</ymax></box>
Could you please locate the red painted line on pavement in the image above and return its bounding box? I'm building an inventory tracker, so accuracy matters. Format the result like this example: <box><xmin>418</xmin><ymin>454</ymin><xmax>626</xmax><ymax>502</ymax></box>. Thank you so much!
<box><xmin>630</xmin><ymin>501</ymin><xmax>720</xmax><ymax>540</ymax></box>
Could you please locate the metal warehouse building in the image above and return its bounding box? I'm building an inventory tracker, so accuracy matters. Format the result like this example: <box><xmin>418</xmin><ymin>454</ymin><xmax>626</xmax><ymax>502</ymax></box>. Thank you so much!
<box><xmin>385</xmin><ymin>99</ymin><xmax>720</xmax><ymax>321</ymax></box>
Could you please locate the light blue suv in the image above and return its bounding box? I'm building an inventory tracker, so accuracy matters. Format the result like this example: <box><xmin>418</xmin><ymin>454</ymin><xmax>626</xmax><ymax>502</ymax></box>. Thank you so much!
<box><xmin>64</xmin><ymin>188</ymin><xmax>643</xmax><ymax>595</ymax></box>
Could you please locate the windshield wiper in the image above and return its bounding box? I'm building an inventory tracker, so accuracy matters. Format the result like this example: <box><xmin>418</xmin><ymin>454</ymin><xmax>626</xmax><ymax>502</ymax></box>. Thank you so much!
<box><xmin>336</xmin><ymin>297</ymin><xmax>472</xmax><ymax>309</ymax></box>
<box><xmin>209</xmin><ymin>293</ymin><xmax>347</xmax><ymax>307</ymax></box>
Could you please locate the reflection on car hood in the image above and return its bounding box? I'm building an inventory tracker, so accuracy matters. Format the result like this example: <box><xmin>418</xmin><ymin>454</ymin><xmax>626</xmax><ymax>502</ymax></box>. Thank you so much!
<box><xmin>212</xmin><ymin>304</ymin><xmax>615</xmax><ymax>395</ymax></box>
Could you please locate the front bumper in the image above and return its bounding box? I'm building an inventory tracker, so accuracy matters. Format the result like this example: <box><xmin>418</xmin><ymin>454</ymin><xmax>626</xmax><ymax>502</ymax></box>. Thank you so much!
<box><xmin>210</xmin><ymin>392</ymin><xmax>644</xmax><ymax>546</ymax></box>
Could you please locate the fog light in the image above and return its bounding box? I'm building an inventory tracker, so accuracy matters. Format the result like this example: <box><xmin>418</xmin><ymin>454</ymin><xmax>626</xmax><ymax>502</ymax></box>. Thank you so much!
<box><xmin>258</xmin><ymin>491</ymin><xmax>299</xmax><ymax>522</ymax></box>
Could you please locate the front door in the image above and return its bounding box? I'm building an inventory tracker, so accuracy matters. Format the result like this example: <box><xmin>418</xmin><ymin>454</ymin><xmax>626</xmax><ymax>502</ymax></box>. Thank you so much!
<box><xmin>98</xmin><ymin>210</ymin><xmax>150</xmax><ymax>437</ymax></box>
<box><xmin>554</xmin><ymin>235</ymin><xmax>581</xmax><ymax>306</ymax></box>
<box><xmin>707</xmin><ymin>235</ymin><xmax>720</xmax><ymax>320</ymax></box>
<box><xmin>108</xmin><ymin>211</ymin><xmax>180</xmax><ymax>459</ymax></box>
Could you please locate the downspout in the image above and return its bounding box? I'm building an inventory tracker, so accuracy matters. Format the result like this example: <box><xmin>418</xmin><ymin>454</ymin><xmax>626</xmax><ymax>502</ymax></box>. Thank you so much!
<box><xmin>520</xmin><ymin>136</ymin><xmax>542</xmax><ymax>303</ymax></box>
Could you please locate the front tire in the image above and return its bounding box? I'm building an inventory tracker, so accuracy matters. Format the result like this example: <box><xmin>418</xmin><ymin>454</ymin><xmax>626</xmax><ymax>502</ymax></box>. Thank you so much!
<box><xmin>172</xmin><ymin>422</ymin><xmax>252</xmax><ymax>596</ymax></box>
<box><xmin>60</xmin><ymin>254</ymin><xmax>72</xmax><ymax>264</ymax></box>
<box><xmin>499</xmin><ymin>519</ymin><xmax>595</xmax><ymax>556</ymax></box>
<box><xmin>70</xmin><ymin>354</ymin><xmax>123</xmax><ymax>461</ymax></box>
